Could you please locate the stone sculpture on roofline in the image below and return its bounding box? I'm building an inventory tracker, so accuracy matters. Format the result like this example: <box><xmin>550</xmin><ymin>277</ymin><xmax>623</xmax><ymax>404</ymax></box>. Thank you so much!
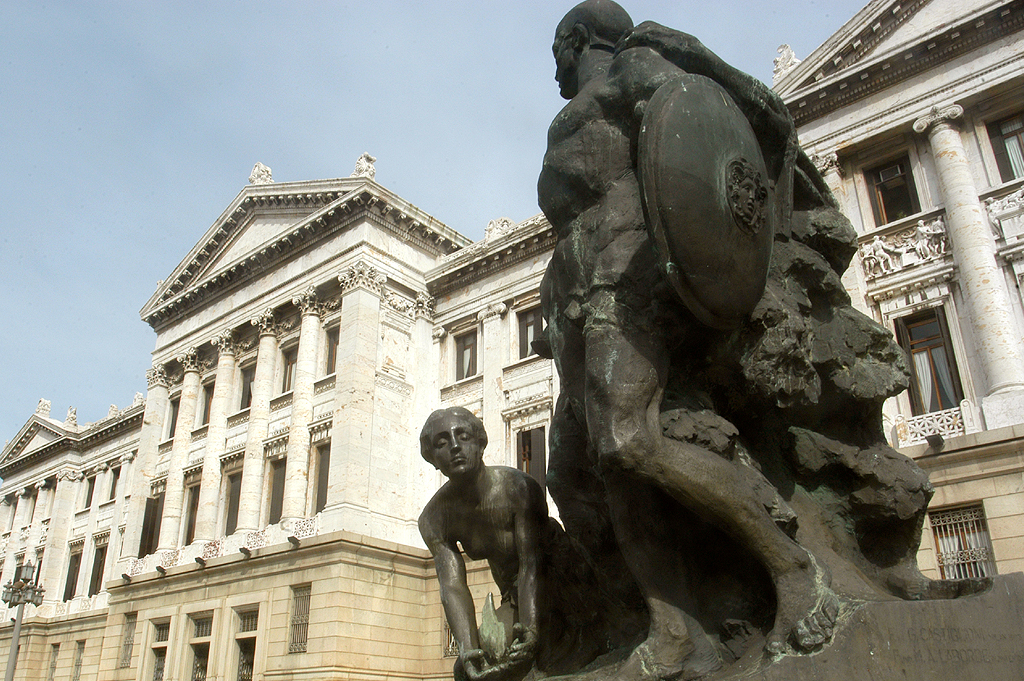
<box><xmin>421</xmin><ymin>2</ymin><xmax>1023</xmax><ymax>680</ymax></box>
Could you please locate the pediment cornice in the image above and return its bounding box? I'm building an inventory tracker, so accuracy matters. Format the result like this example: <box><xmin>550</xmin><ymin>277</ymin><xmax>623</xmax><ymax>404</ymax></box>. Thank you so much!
<box><xmin>427</xmin><ymin>214</ymin><xmax>556</xmax><ymax>297</ymax></box>
<box><xmin>782</xmin><ymin>1</ymin><xmax>1024</xmax><ymax>126</ymax></box>
<box><xmin>0</xmin><ymin>404</ymin><xmax>145</xmax><ymax>477</ymax></box>
<box><xmin>141</xmin><ymin>179</ymin><xmax>469</xmax><ymax>331</ymax></box>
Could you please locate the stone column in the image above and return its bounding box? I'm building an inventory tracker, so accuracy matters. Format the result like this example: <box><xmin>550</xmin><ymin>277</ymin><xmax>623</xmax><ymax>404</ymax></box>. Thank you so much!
<box><xmin>39</xmin><ymin>470</ymin><xmax>80</xmax><ymax>604</ymax></box>
<box><xmin>236</xmin><ymin>310</ymin><xmax>282</xmax><ymax>532</ymax></box>
<box><xmin>915</xmin><ymin>105</ymin><xmax>1024</xmax><ymax>425</ymax></box>
<box><xmin>281</xmin><ymin>287</ymin><xmax>324</xmax><ymax>525</ymax></box>
<box><xmin>158</xmin><ymin>347</ymin><xmax>203</xmax><ymax>551</ymax></box>
<box><xmin>118</xmin><ymin>364</ymin><xmax>168</xmax><ymax>566</ymax></box>
<box><xmin>0</xmin><ymin>490</ymin><xmax>30</xmax><ymax>587</ymax></box>
<box><xmin>323</xmin><ymin>262</ymin><xmax>386</xmax><ymax>532</ymax></box>
<box><xmin>26</xmin><ymin>480</ymin><xmax>53</xmax><ymax>566</ymax></box>
<box><xmin>193</xmin><ymin>330</ymin><xmax>241</xmax><ymax>541</ymax></box>
<box><xmin>479</xmin><ymin>303</ymin><xmax>508</xmax><ymax>462</ymax></box>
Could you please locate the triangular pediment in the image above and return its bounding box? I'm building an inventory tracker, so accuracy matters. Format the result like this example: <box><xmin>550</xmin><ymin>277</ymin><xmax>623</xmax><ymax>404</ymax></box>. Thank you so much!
<box><xmin>140</xmin><ymin>176</ymin><xmax>471</xmax><ymax>330</ymax></box>
<box><xmin>0</xmin><ymin>416</ymin><xmax>67</xmax><ymax>467</ymax></box>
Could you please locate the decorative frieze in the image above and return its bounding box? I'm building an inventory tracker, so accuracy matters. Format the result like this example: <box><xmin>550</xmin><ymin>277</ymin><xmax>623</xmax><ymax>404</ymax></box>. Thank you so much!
<box><xmin>987</xmin><ymin>185</ymin><xmax>1024</xmax><ymax>241</ymax></box>
<box><xmin>859</xmin><ymin>216</ymin><xmax>949</xmax><ymax>279</ymax></box>
<box><xmin>383</xmin><ymin>290</ymin><xmax>415</xmax><ymax>315</ymax></box>
<box><xmin>375</xmin><ymin>371</ymin><xmax>414</xmax><ymax>396</ymax></box>
<box><xmin>309</xmin><ymin>418</ymin><xmax>333</xmax><ymax>445</ymax></box>
<box><xmin>264</xmin><ymin>433</ymin><xmax>289</xmax><ymax>459</ymax></box>
<box><xmin>440</xmin><ymin>376</ymin><xmax>483</xmax><ymax>405</ymax></box>
<box><xmin>339</xmin><ymin>261</ymin><xmax>387</xmax><ymax>295</ymax></box>
<box><xmin>313</xmin><ymin>377</ymin><xmax>336</xmax><ymax>395</ymax></box>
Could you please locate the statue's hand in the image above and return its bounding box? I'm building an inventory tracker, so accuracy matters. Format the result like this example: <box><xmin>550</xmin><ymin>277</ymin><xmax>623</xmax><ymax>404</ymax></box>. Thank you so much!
<box><xmin>458</xmin><ymin>649</ymin><xmax>522</xmax><ymax>681</ymax></box>
<box><xmin>617</xmin><ymin>22</ymin><xmax>711</xmax><ymax>73</ymax></box>
<box><xmin>507</xmin><ymin>623</ymin><xmax>538</xmax><ymax>663</ymax></box>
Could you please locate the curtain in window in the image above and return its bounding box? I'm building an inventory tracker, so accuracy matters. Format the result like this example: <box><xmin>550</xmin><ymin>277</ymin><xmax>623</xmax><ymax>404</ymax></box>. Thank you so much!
<box><xmin>1002</xmin><ymin>117</ymin><xmax>1024</xmax><ymax>177</ymax></box>
<box><xmin>913</xmin><ymin>346</ymin><xmax>957</xmax><ymax>412</ymax></box>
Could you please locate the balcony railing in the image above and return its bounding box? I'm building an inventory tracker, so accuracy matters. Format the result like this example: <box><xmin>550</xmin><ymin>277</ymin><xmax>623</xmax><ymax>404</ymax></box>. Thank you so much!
<box><xmin>894</xmin><ymin>400</ymin><xmax>981</xmax><ymax>447</ymax></box>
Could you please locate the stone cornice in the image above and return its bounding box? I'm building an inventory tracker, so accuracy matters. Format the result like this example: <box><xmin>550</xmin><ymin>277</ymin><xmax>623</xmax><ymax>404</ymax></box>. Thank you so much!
<box><xmin>784</xmin><ymin>1</ymin><xmax>1024</xmax><ymax>127</ymax></box>
<box><xmin>141</xmin><ymin>181</ymin><xmax>469</xmax><ymax>332</ymax></box>
<box><xmin>0</xmin><ymin>406</ymin><xmax>145</xmax><ymax>479</ymax></box>
<box><xmin>428</xmin><ymin>215</ymin><xmax>557</xmax><ymax>298</ymax></box>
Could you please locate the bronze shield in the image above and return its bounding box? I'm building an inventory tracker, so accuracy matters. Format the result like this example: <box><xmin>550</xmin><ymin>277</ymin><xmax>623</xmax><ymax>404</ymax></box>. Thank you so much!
<box><xmin>638</xmin><ymin>74</ymin><xmax>774</xmax><ymax>329</ymax></box>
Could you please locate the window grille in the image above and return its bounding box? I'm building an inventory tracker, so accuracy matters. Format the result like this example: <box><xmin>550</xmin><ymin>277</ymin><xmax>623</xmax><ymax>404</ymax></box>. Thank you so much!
<box><xmin>443</xmin><ymin>617</ymin><xmax>459</xmax><ymax>657</ymax></box>
<box><xmin>120</xmin><ymin>613</ymin><xmax>138</xmax><ymax>668</ymax></box>
<box><xmin>47</xmin><ymin>643</ymin><xmax>60</xmax><ymax>681</ymax></box>
<box><xmin>154</xmin><ymin>621</ymin><xmax>170</xmax><ymax>643</ymax></box>
<box><xmin>191</xmin><ymin>643</ymin><xmax>210</xmax><ymax>681</ymax></box>
<box><xmin>71</xmin><ymin>641</ymin><xmax>85</xmax><ymax>681</ymax></box>
<box><xmin>930</xmin><ymin>504</ymin><xmax>997</xmax><ymax>580</ymax></box>
<box><xmin>236</xmin><ymin>638</ymin><xmax>256</xmax><ymax>681</ymax></box>
<box><xmin>193</xmin><ymin>614</ymin><xmax>213</xmax><ymax>638</ymax></box>
<box><xmin>238</xmin><ymin>609</ymin><xmax>259</xmax><ymax>633</ymax></box>
<box><xmin>289</xmin><ymin>585</ymin><xmax>311</xmax><ymax>653</ymax></box>
<box><xmin>152</xmin><ymin>648</ymin><xmax>166</xmax><ymax>681</ymax></box>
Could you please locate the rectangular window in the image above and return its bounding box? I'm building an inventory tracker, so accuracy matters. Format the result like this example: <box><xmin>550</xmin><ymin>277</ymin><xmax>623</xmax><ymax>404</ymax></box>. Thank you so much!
<box><xmin>48</xmin><ymin>643</ymin><xmax>60</xmax><ymax>681</ymax></box>
<box><xmin>193</xmin><ymin>614</ymin><xmax>213</xmax><ymax>638</ymax></box>
<box><xmin>154</xmin><ymin>621</ymin><xmax>170</xmax><ymax>643</ymax></box>
<box><xmin>325</xmin><ymin>327</ymin><xmax>339</xmax><ymax>375</ymax></box>
<box><xmin>239</xmin><ymin>366</ymin><xmax>255</xmax><ymax>410</ymax></box>
<box><xmin>289</xmin><ymin>584</ymin><xmax>311</xmax><ymax>653</ymax></box>
<box><xmin>83</xmin><ymin>476</ymin><xmax>96</xmax><ymax>509</ymax></box>
<box><xmin>930</xmin><ymin>504</ymin><xmax>997</xmax><ymax>580</ymax></box>
<box><xmin>281</xmin><ymin>348</ymin><xmax>298</xmax><ymax>393</ymax></box>
<box><xmin>314</xmin><ymin>446</ymin><xmax>330</xmax><ymax>515</ymax></box>
<box><xmin>71</xmin><ymin>641</ymin><xmax>85</xmax><ymax>681</ymax></box>
<box><xmin>120</xmin><ymin>613</ymin><xmax>137</xmax><ymax>668</ymax></box>
<box><xmin>268</xmin><ymin>459</ymin><xmax>287</xmax><ymax>525</ymax></box>
<box><xmin>184</xmin><ymin>484</ymin><xmax>201</xmax><ymax>545</ymax></box>
<box><xmin>191</xmin><ymin>643</ymin><xmax>210</xmax><ymax>681</ymax></box>
<box><xmin>988</xmin><ymin>112</ymin><xmax>1024</xmax><ymax>182</ymax></box>
<box><xmin>167</xmin><ymin>398</ymin><xmax>180</xmax><ymax>439</ymax></box>
<box><xmin>455</xmin><ymin>331</ymin><xmax>477</xmax><ymax>380</ymax></box>
<box><xmin>517</xmin><ymin>427</ymin><xmax>547</xmax><ymax>490</ymax></box>
<box><xmin>225</xmin><ymin>473</ymin><xmax>242</xmax><ymax>535</ymax></box>
<box><xmin>238</xmin><ymin>608</ymin><xmax>259</xmax><ymax>633</ymax></box>
<box><xmin>236</xmin><ymin>638</ymin><xmax>255</xmax><ymax>681</ymax></box>
<box><xmin>139</xmin><ymin>494</ymin><xmax>164</xmax><ymax>558</ymax></box>
<box><xmin>88</xmin><ymin>544</ymin><xmax>108</xmax><ymax>597</ymax></box>
<box><xmin>518</xmin><ymin>308</ymin><xmax>544</xmax><ymax>359</ymax></box>
<box><xmin>199</xmin><ymin>384</ymin><xmax>214</xmax><ymax>426</ymax></box>
<box><xmin>152</xmin><ymin>647</ymin><xmax>166</xmax><ymax>681</ymax></box>
<box><xmin>867</xmin><ymin>156</ymin><xmax>921</xmax><ymax>226</ymax></box>
<box><xmin>109</xmin><ymin>466</ymin><xmax>121</xmax><ymax>500</ymax></box>
<box><xmin>895</xmin><ymin>308</ymin><xmax>964</xmax><ymax>415</ymax></box>
<box><xmin>64</xmin><ymin>551</ymin><xmax>82</xmax><ymax>601</ymax></box>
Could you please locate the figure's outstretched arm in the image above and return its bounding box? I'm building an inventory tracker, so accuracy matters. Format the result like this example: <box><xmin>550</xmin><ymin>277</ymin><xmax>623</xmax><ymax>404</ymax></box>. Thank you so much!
<box><xmin>509</xmin><ymin>487</ymin><xmax>544</xmax><ymax>661</ymax></box>
<box><xmin>432</xmin><ymin>540</ymin><xmax>480</xmax><ymax>655</ymax></box>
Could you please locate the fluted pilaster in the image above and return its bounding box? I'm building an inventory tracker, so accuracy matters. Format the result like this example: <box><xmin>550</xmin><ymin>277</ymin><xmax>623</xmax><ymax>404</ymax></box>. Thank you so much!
<box><xmin>158</xmin><ymin>347</ymin><xmax>203</xmax><ymax>550</ymax></box>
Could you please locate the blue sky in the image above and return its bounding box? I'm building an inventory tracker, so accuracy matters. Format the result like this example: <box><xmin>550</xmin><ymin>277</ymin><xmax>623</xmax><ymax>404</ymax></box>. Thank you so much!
<box><xmin>0</xmin><ymin>0</ymin><xmax>867</xmax><ymax>441</ymax></box>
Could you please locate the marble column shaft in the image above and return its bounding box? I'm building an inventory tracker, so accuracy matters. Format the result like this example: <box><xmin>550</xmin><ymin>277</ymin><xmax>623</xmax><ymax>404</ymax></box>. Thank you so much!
<box><xmin>282</xmin><ymin>292</ymin><xmax>322</xmax><ymax>522</ymax></box>
<box><xmin>26</xmin><ymin>482</ymin><xmax>53</xmax><ymax>564</ymax></box>
<box><xmin>0</xmin><ymin>492</ymin><xmax>30</xmax><ymax>587</ymax></box>
<box><xmin>480</xmin><ymin>305</ymin><xmax>507</xmax><ymax>462</ymax></box>
<box><xmin>916</xmin><ymin>106</ymin><xmax>1024</xmax><ymax>395</ymax></box>
<box><xmin>118</xmin><ymin>366</ymin><xmax>168</xmax><ymax>564</ymax></box>
<box><xmin>158</xmin><ymin>351</ymin><xmax>203</xmax><ymax>551</ymax></box>
<box><xmin>40</xmin><ymin>472</ymin><xmax>79</xmax><ymax>603</ymax></box>
<box><xmin>325</xmin><ymin>273</ymin><xmax>384</xmax><ymax>524</ymax></box>
<box><xmin>236</xmin><ymin>317</ymin><xmax>280</xmax><ymax>532</ymax></box>
<box><xmin>194</xmin><ymin>334</ymin><xmax>238</xmax><ymax>541</ymax></box>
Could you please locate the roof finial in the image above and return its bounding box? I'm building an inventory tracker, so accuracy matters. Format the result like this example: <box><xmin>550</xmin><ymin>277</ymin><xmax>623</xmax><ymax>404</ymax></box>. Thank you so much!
<box><xmin>351</xmin><ymin>152</ymin><xmax>377</xmax><ymax>180</ymax></box>
<box><xmin>773</xmin><ymin>44</ymin><xmax>801</xmax><ymax>85</ymax></box>
<box><xmin>249</xmin><ymin>162</ymin><xmax>273</xmax><ymax>185</ymax></box>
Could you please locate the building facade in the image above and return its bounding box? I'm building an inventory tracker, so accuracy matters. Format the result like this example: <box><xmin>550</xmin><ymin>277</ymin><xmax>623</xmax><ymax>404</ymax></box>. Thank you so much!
<box><xmin>775</xmin><ymin>0</ymin><xmax>1024</xmax><ymax>579</ymax></box>
<box><xmin>1</xmin><ymin>1</ymin><xmax>1023</xmax><ymax>679</ymax></box>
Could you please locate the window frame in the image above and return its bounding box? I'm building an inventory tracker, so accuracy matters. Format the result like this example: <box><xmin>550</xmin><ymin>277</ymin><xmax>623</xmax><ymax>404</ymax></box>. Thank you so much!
<box><xmin>865</xmin><ymin>155</ymin><xmax>922</xmax><ymax>227</ymax></box>
<box><xmin>987</xmin><ymin>111</ymin><xmax>1024</xmax><ymax>183</ymax></box>
<box><xmin>455</xmin><ymin>331</ymin><xmax>478</xmax><ymax>381</ymax></box>
<box><xmin>894</xmin><ymin>306</ymin><xmax>964</xmax><ymax>415</ymax></box>
<box><xmin>517</xmin><ymin>307</ymin><xmax>545</xmax><ymax>360</ymax></box>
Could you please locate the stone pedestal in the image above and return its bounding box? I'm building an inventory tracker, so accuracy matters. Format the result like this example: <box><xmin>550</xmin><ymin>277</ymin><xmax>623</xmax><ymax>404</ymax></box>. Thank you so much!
<box><xmin>720</xmin><ymin>573</ymin><xmax>1024</xmax><ymax>680</ymax></box>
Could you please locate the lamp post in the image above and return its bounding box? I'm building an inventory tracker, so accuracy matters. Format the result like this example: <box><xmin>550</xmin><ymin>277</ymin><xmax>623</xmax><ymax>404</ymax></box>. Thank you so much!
<box><xmin>2</xmin><ymin>563</ymin><xmax>44</xmax><ymax>681</ymax></box>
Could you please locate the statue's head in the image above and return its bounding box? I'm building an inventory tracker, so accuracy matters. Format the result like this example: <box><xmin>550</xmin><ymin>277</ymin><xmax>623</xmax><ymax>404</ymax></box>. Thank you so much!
<box><xmin>553</xmin><ymin>0</ymin><xmax>633</xmax><ymax>99</ymax></box>
<box><xmin>420</xmin><ymin>407</ymin><xmax>488</xmax><ymax>479</ymax></box>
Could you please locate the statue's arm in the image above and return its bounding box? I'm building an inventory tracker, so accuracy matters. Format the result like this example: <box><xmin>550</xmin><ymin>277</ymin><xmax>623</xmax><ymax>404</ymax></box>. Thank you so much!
<box><xmin>421</xmin><ymin>514</ymin><xmax>480</xmax><ymax>655</ymax></box>
<box><xmin>618</xmin><ymin>22</ymin><xmax>795</xmax><ymax>150</ymax></box>
<box><xmin>509</xmin><ymin>482</ymin><xmax>544</xmax><ymax>660</ymax></box>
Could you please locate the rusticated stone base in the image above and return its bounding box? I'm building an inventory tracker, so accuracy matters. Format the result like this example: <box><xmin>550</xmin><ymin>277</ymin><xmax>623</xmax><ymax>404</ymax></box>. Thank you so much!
<box><xmin>725</xmin><ymin>572</ymin><xmax>1024</xmax><ymax>680</ymax></box>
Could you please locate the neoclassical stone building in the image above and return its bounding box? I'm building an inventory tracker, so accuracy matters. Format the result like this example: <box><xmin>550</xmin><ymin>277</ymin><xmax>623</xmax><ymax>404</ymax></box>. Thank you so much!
<box><xmin>1</xmin><ymin>1</ymin><xmax>1023</xmax><ymax>679</ymax></box>
<box><xmin>775</xmin><ymin>0</ymin><xmax>1024</xmax><ymax>579</ymax></box>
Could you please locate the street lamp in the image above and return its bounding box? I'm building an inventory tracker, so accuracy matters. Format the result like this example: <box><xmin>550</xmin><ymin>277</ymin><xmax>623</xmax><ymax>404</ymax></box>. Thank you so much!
<box><xmin>2</xmin><ymin>563</ymin><xmax>44</xmax><ymax>681</ymax></box>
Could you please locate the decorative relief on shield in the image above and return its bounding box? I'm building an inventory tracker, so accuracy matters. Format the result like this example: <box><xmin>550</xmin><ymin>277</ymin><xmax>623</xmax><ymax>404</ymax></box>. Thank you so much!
<box><xmin>726</xmin><ymin>158</ymin><xmax>768</xmax><ymax>235</ymax></box>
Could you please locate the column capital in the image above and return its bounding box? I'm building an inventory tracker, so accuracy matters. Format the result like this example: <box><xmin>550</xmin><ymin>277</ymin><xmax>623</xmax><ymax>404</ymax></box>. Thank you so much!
<box><xmin>250</xmin><ymin>308</ymin><xmax>289</xmax><ymax>337</ymax></box>
<box><xmin>55</xmin><ymin>469</ymin><xmax>82</xmax><ymax>483</ymax></box>
<box><xmin>414</xmin><ymin>292</ymin><xmax>435</xmax><ymax>320</ymax></box>
<box><xmin>212</xmin><ymin>329</ymin><xmax>245</xmax><ymax>357</ymax></box>
<box><xmin>34</xmin><ymin>479</ymin><xmax>51</xmax><ymax>491</ymax></box>
<box><xmin>120</xmin><ymin>450</ymin><xmax>137</xmax><ymax>464</ymax></box>
<box><xmin>175</xmin><ymin>347</ymin><xmax>203</xmax><ymax>373</ymax></box>
<box><xmin>477</xmin><ymin>302</ymin><xmax>508</xmax><ymax>322</ymax></box>
<box><xmin>292</xmin><ymin>286</ymin><xmax>328</xmax><ymax>318</ymax></box>
<box><xmin>913</xmin><ymin>104</ymin><xmax>964</xmax><ymax>135</ymax></box>
<box><xmin>146</xmin><ymin>363</ymin><xmax>170</xmax><ymax>389</ymax></box>
<box><xmin>810</xmin><ymin>152</ymin><xmax>843</xmax><ymax>177</ymax></box>
<box><xmin>339</xmin><ymin>260</ymin><xmax>387</xmax><ymax>295</ymax></box>
<box><xmin>16</xmin><ymin>487</ymin><xmax>32</xmax><ymax>497</ymax></box>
